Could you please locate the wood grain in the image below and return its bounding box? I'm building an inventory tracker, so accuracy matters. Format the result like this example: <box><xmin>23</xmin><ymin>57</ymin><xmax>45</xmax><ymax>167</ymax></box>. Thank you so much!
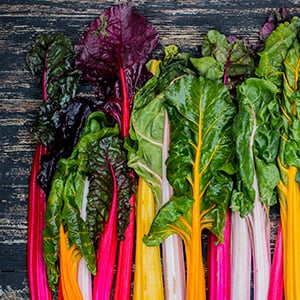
<box><xmin>1</xmin><ymin>0</ymin><xmax>299</xmax><ymax>298</ymax></box>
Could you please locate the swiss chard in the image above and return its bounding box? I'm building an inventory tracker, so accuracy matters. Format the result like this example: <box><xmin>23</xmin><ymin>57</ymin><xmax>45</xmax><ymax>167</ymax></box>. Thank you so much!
<box><xmin>87</xmin><ymin>135</ymin><xmax>135</xmax><ymax>299</ymax></box>
<box><xmin>27</xmin><ymin>33</ymin><xmax>80</xmax><ymax>147</ymax></box>
<box><xmin>144</xmin><ymin>75</ymin><xmax>236</xmax><ymax>299</ymax></box>
<box><xmin>256</xmin><ymin>16</ymin><xmax>300</xmax><ymax>299</ymax></box>
<box><xmin>231</xmin><ymin>78</ymin><xmax>281</xmax><ymax>299</ymax></box>
<box><xmin>74</xmin><ymin>5</ymin><xmax>159</xmax><ymax>298</ymax></box>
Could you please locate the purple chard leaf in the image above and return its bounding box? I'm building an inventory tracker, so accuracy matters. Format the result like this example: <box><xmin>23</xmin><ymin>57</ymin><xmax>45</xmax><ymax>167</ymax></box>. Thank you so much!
<box><xmin>75</xmin><ymin>4</ymin><xmax>159</xmax><ymax>138</ymax></box>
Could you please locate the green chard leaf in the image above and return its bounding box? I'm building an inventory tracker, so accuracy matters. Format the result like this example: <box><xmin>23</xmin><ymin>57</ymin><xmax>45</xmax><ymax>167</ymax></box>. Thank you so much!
<box><xmin>144</xmin><ymin>75</ymin><xmax>236</xmax><ymax>245</ymax></box>
<box><xmin>126</xmin><ymin>47</ymin><xmax>195</xmax><ymax>205</ymax></box>
<box><xmin>191</xmin><ymin>30</ymin><xmax>255</xmax><ymax>86</ymax></box>
<box><xmin>231</xmin><ymin>78</ymin><xmax>281</xmax><ymax>216</ymax></box>
<box><xmin>256</xmin><ymin>17</ymin><xmax>300</xmax><ymax>87</ymax></box>
<box><xmin>279</xmin><ymin>33</ymin><xmax>300</xmax><ymax>172</ymax></box>
<box><xmin>42</xmin><ymin>172</ymin><xmax>64</xmax><ymax>291</ymax></box>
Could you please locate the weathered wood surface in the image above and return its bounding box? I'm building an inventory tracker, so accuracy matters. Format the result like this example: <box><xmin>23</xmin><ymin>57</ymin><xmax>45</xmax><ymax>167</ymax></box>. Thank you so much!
<box><xmin>1</xmin><ymin>0</ymin><xmax>300</xmax><ymax>298</ymax></box>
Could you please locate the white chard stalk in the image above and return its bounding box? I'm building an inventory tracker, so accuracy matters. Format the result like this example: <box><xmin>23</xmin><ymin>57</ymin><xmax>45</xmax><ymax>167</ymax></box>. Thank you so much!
<box><xmin>249</xmin><ymin>114</ymin><xmax>271</xmax><ymax>300</ymax></box>
<box><xmin>78</xmin><ymin>178</ymin><xmax>92</xmax><ymax>300</ymax></box>
<box><xmin>231</xmin><ymin>212</ymin><xmax>252</xmax><ymax>300</ymax></box>
<box><xmin>161</xmin><ymin>112</ymin><xmax>186</xmax><ymax>300</ymax></box>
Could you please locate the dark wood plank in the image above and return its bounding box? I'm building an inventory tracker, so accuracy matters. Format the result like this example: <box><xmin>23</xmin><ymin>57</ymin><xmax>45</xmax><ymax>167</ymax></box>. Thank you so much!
<box><xmin>1</xmin><ymin>0</ymin><xmax>300</xmax><ymax>298</ymax></box>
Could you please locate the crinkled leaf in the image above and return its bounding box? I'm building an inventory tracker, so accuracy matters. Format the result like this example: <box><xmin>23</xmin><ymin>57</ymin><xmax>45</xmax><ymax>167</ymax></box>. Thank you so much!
<box><xmin>61</xmin><ymin>171</ymin><xmax>96</xmax><ymax>270</ymax></box>
<box><xmin>87</xmin><ymin>135</ymin><xmax>135</xmax><ymax>242</ymax></box>
<box><xmin>126</xmin><ymin>47</ymin><xmax>194</xmax><ymax>204</ymax></box>
<box><xmin>26</xmin><ymin>33</ymin><xmax>80</xmax><ymax>146</ymax></box>
<box><xmin>256</xmin><ymin>17</ymin><xmax>300</xmax><ymax>87</ymax></box>
<box><xmin>42</xmin><ymin>173</ymin><xmax>64</xmax><ymax>291</ymax></box>
<box><xmin>201</xmin><ymin>30</ymin><xmax>255</xmax><ymax>87</ymax></box>
<box><xmin>144</xmin><ymin>75</ymin><xmax>236</xmax><ymax>245</ymax></box>
<box><xmin>37</xmin><ymin>97</ymin><xmax>94</xmax><ymax>193</ymax></box>
<box><xmin>190</xmin><ymin>56</ymin><xmax>224</xmax><ymax>80</ymax></box>
<box><xmin>75</xmin><ymin>4</ymin><xmax>158</xmax><ymax>131</ymax></box>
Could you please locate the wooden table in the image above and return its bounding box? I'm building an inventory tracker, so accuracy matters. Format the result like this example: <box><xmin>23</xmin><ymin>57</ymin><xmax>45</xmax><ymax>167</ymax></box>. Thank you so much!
<box><xmin>1</xmin><ymin>0</ymin><xmax>300</xmax><ymax>298</ymax></box>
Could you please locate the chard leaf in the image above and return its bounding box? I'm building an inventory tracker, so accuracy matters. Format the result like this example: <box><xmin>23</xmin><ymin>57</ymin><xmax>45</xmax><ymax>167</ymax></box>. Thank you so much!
<box><xmin>87</xmin><ymin>135</ymin><xmax>135</xmax><ymax>242</ymax></box>
<box><xmin>75</xmin><ymin>4</ymin><xmax>158</xmax><ymax>133</ymax></box>
<box><xmin>26</xmin><ymin>33</ymin><xmax>80</xmax><ymax>146</ymax></box>
<box><xmin>256</xmin><ymin>17</ymin><xmax>300</xmax><ymax>86</ymax></box>
<box><xmin>42</xmin><ymin>173</ymin><xmax>64</xmax><ymax>291</ymax></box>
<box><xmin>126</xmin><ymin>76</ymin><xmax>164</xmax><ymax>203</ymax></box>
<box><xmin>190</xmin><ymin>56</ymin><xmax>224</xmax><ymax>80</ymax></box>
<box><xmin>126</xmin><ymin>48</ymin><xmax>194</xmax><ymax>204</ymax></box>
<box><xmin>199</xmin><ymin>30</ymin><xmax>255</xmax><ymax>86</ymax></box>
<box><xmin>231</xmin><ymin>78</ymin><xmax>281</xmax><ymax>216</ymax></box>
<box><xmin>37</xmin><ymin>97</ymin><xmax>94</xmax><ymax>193</ymax></box>
<box><xmin>61</xmin><ymin>171</ymin><xmax>96</xmax><ymax>272</ymax></box>
<box><xmin>280</xmin><ymin>39</ymin><xmax>300</xmax><ymax>170</ymax></box>
<box><xmin>144</xmin><ymin>75</ymin><xmax>236</xmax><ymax>244</ymax></box>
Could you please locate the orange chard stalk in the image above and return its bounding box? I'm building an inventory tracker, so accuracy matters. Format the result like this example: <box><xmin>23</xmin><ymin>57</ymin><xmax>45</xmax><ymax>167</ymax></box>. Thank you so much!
<box><xmin>59</xmin><ymin>224</ymin><xmax>83</xmax><ymax>300</ymax></box>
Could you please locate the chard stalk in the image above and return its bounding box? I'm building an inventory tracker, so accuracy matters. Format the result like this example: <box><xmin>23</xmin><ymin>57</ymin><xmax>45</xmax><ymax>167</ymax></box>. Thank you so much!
<box><xmin>78</xmin><ymin>179</ymin><xmax>92</xmax><ymax>300</ymax></box>
<box><xmin>92</xmin><ymin>160</ymin><xmax>118</xmax><ymax>300</ymax></box>
<box><xmin>247</xmin><ymin>200</ymin><xmax>271</xmax><ymax>300</ymax></box>
<box><xmin>230</xmin><ymin>212</ymin><xmax>251</xmax><ymax>300</ymax></box>
<box><xmin>208</xmin><ymin>211</ymin><xmax>231</xmax><ymax>300</ymax></box>
<box><xmin>278</xmin><ymin>166</ymin><xmax>300</xmax><ymax>299</ymax></box>
<box><xmin>187</xmin><ymin>106</ymin><xmax>206</xmax><ymax>300</ymax></box>
<box><xmin>27</xmin><ymin>144</ymin><xmax>52</xmax><ymax>300</ymax></box>
<box><xmin>248</xmin><ymin>117</ymin><xmax>271</xmax><ymax>300</ymax></box>
<box><xmin>27</xmin><ymin>50</ymin><xmax>52</xmax><ymax>299</ymax></box>
<box><xmin>113</xmin><ymin>54</ymin><xmax>135</xmax><ymax>300</ymax></box>
<box><xmin>113</xmin><ymin>203</ymin><xmax>135</xmax><ymax>300</ymax></box>
<box><xmin>59</xmin><ymin>225</ymin><xmax>83</xmax><ymax>300</ymax></box>
<box><xmin>247</xmin><ymin>104</ymin><xmax>270</xmax><ymax>300</ymax></box>
<box><xmin>268</xmin><ymin>222</ymin><xmax>283</xmax><ymax>300</ymax></box>
<box><xmin>162</xmin><ymin>111</ymin><xmax>185</xmax><ymax>300</ymax></box>
<box><xmin>133</xmin><ymin>178</ymin><xmax>164</xmax><ymax>300</ymax></box>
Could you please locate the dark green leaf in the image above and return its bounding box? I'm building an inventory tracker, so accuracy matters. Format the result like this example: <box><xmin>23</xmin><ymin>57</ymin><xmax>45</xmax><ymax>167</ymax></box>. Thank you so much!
<box><xmin>87</xmin><ymin>136</ymin><xmax>135</xmax><ymax>242</ymax></box>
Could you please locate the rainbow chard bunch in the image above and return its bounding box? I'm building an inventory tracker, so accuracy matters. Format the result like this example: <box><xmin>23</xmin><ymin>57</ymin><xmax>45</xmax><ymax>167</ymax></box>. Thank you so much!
<box><xmin>27</xmin><ymin>4</ymin><xmax>299</xmax><ymax>300</ymax></box>
<box><xmin>27</xmin><ymin>3</ymin><xmax>159</xmax><ymax>300</ymax></box>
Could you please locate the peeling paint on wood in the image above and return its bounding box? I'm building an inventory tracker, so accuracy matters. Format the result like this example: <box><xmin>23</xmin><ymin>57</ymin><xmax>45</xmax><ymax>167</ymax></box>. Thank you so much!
<box><xmin>1</xmin><ymin>0</ymin><xmax>299</xmax><ymax>298</ymax></box>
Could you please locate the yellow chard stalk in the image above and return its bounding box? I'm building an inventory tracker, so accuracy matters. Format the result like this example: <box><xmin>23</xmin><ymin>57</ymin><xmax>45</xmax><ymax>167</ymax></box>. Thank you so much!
<box><xmin>133</xmin><ymin>178</ymin><xmax>164</xmax><ymax>299</ymax></box>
